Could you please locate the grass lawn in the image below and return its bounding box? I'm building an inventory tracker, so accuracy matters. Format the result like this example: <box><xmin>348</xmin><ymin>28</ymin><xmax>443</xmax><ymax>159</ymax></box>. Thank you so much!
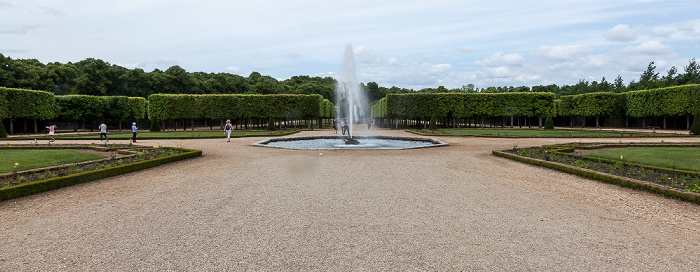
<box><xmin>434</xmin><ymin>129</ymin><xmax>636</xmax><ymax>137</ymax></box>
<box><xmin>57</xmin><ymin>130</ymin><xmax>296</xmax><ymax>140</ymax></box>
<box><xmin>585</xmin><ymin>147</ymin><xmax>700</xmax><ymax>172</ymax></box>
<box><xmin>0</xmin><ymin>150</ymin><xmax>106</xmax><ymax>173</ymax></box>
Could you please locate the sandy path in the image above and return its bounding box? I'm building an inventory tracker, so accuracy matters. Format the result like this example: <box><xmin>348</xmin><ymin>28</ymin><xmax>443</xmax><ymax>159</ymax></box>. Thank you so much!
<box><xmin>2</xmin><ymin>127</ymin><xmax>700</xmax><ymax>271</ymax></box>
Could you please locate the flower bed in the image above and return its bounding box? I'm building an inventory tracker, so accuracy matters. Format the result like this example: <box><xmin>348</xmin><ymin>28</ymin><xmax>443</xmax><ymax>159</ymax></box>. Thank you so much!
<box><xmin>493</xmin><ymin>143</ymin><xmax>700</xmax><ymax>204</ymax></box>
<box><xmin>0</xmin><ymin>144</ymin><xmax>202</xmax><ymax>201</ymax></box>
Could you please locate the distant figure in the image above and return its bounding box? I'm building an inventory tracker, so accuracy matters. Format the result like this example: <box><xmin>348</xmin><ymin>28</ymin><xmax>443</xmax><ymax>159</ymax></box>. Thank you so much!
<box><xmin>48</xmin><ymin>123</ymin><xmax>56</xmax><ymax>142</ymax></box>
<box><xmin>224</xmin><ymin>119</ymin><xmax>233</xmax><ymax>142</ymax></box>
<box><xmin>131</xmin><ymin>122</ymin><xmax>138</xmax><ymax>143</ymax></box>
<box><xmin>332</xmin><ymin>119</ymin><xmax>338</xmax><ymax>134</ymax></box>
<box><xmin>367</xmin><ymin>119</ymin><xmax>372</xmax><ymax>129</ymax></box>
<box><xmin>340</xmin><ymin>120</ymin><xmax>347</xmax><ymax>135</ymax></box>
<box><xmin>99</xmin><ymin>122</ymin><xmax>108</xmax><ymax>142</ymax></box>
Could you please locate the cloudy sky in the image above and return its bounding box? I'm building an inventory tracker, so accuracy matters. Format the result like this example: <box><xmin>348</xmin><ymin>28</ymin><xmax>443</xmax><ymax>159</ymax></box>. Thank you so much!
<box><xmin>1</xmin><ymin>0</ymin><xmax>699</xmax><ymax>90</ymax></box>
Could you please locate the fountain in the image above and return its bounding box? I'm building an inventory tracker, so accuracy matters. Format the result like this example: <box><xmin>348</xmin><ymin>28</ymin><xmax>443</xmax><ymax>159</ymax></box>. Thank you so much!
<box><xmin>253</xmin><ymin>45</ymin><xmax>448</xmax><ymax>150</ymax></box>
<box><xmin>336</xmin><ymin>44</ymin><xmax>367</xmax><ymax>144</ymax></box>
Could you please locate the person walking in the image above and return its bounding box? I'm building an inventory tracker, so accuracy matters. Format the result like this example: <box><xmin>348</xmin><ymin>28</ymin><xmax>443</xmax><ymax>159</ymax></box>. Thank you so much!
<box><xmin>48</xmin><ymin>123</ymin><xmax>56</xmax><ymax>142</ymax></box>
<box><xmin>340</xmin><ymin>120</ymin><xmax>346</xmax><ymax>135</ymax></box>
<box><xmin>332</xmin><ymin>119</ymin><xmax>338</xmax><ymax>134</ymax></box>
<box><xmin>224</xmin><ymin>119</ymin><xmax>233</xmax><ymax>142</ymax></box>
<box><xmin>99</xmin><ymin>122</ymin><xmax>108</xmax><ymax>142</ymax></box>
<box><xmin>131</xmin><ymin>122</ymin><xmax>138</xmax><ymax>143</ymax></box>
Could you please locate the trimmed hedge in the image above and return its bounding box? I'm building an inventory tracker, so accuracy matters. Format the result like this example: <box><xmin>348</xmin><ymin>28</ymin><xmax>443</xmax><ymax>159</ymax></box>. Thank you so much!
<box><xmin>375</xmin><ymin>92</ymin><xmax>556</xmax><ymax>120</ymax></box>
<box><xmin>147</xmin><ymin>93</ymin><xmax>326</xmax><ymax>121</ymax></box>
<box><xmin>0</xmin><ymin>147</ymin><xmax>202</xmax><ymax>201</ymax></box>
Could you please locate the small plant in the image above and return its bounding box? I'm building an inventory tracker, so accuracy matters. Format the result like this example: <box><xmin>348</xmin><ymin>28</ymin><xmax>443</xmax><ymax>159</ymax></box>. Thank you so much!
<box><xmin>544</xmin><ymin>116</ymin><xmax>554</xmax><ymax>129</ymax></box>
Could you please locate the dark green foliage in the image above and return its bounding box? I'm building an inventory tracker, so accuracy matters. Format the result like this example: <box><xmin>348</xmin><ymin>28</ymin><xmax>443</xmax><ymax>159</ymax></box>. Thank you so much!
<box><xmin>150</xmin><ymin>118</ymin><xmax>161</xmax><ymax>132</ymax></box>
<box><xmin>267</xmin><ymin>117</ymin><xmax>276</xmax><ymax>131</ymax></box>
<box><xmin>429</xmin><ymin>115</ymin><xmax>437</xmax><ymax>130</ymax></box>
<box><xmin>147</xmin><ymin>94</ymin><xmax>325</xmax><ymax>121</ymax></box>
<box><xmin>544</xmin><ymin>116</ymin><xmax>554</xmax><ymax>129</ymax></box>
<box><xmin>375</xmin><ymin>92</ymin><xmax>556</xmax><ymax>120</ymax></box>
<box><xmin>691</xmin><ymin>110</ymin><xmax>700</xmax><ymax>135</ymax></box>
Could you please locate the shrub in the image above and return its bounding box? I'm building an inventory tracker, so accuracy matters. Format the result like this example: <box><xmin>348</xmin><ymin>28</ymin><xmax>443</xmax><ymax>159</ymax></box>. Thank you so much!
<box><xmin>150</xmin><ymin>118</ymin><xmax>161</xmax><ymax>132</ymax></box>
<box><xmin>544</xmin><ymin>116</ymin><xmax>554</xmax><ymax>129</ymax></box>
<box><xmin>429</xmin><ymin>115</ymin><xmax>437</xmax><ymax>131</ymax></box>
<box><xmin>266</xmin><ymin>117</ymin><xmax>276</xmax><ymax>131</ymax></box>
<box><xmin>691</xmin><ymin>110</ymin><xmax>700</xmax><ymax>135</ymax></box>
<box><xmin>0</xmin><ymin>120</ymin><xmax>6</xmax><ymax>138</ymax></box>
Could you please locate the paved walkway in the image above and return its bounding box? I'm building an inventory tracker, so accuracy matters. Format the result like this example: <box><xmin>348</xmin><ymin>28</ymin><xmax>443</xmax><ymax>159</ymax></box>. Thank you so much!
<box><xmin>2</xmin><ymin>128</ymin><xmax>700</xmax><ymax>271</ymax></box>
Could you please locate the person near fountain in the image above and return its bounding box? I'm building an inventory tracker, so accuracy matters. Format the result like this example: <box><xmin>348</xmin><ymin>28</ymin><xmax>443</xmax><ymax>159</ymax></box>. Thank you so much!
<box><xmin>367</xmin><ymin>119</ymin><xmax>373</xmax><ymax>129</ymax></box>
<box><xmin>340</xmin><ymin>120</ymin><xmax>347</xmax><ymax>135</ymax></box>
<box><xmin>224</xmin><ymin>119</ymin><xmax>233</xmax><ymax>142</ymax></box>
<box><xmin>332</xmin><ymin>119</ymin><xmax>338</xmax><ymax>134</ymax></box>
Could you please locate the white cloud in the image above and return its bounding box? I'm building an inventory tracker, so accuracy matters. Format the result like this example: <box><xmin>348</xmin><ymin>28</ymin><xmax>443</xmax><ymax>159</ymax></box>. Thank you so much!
<box><xmin>226</xmin><ymin>66</ymin><xmax>240</xmax><ymax>73</ymax></box>
<box><xmin>620</xmin><ymin>41</ymin><xmax>674</xmax><ymax>56</ymax></box>
<box><xmin>475</xmin><ymin>53</ymin><xmax>525</xmax><ymax>67</ymax></box>
<box><xmin>605</xmin><ymin>24</ymin><xmax>637</xmax><ymax>42</ymax></box>
<box><xmin>676</xmin><ymin>22</ymin><xmax>700</xmax><ymax>37</ymax></box>
<box><xmin>534</xmin><ymin>45</ymin><xmax>593</xmax><ymax>62</ymax></box>
<box><xmin>0</xmin><ymin>22</ymin><xmax>40</xmax><ymax>34</ymax></box>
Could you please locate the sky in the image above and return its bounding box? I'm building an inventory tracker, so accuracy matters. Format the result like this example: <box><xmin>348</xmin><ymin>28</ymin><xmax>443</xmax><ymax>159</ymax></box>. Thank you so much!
<box><xmin>1</xmin><ymin>0</ymin><xmax>699</xmax><ymax>90</ymax></box>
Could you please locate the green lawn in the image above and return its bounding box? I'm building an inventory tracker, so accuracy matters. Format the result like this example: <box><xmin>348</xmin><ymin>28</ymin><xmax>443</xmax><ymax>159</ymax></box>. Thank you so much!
<box><xmin>57</xmin><ymin>130</ymin><xmax>295</xmax><ymax>140</ymax></box>
<box><xmin>0</xmin><ymin>150</ymin><xmax>106</xmax><ymax>173</ymax></box>
<box><xmin>586</xmin><ymin>147</ymin><xmax>700</xmax><ymax>172</ymax></box>
<box><xmin>434</xmin><ymin>129</ymin><xmax>635</xmax><ymax>137</ymax></box>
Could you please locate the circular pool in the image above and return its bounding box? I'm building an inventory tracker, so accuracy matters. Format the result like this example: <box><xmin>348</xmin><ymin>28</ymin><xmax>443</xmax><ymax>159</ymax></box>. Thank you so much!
<box><xmin>253</xmin><ymin>135</ymin><xmax>448</xmax><ymax>150</ymax></box>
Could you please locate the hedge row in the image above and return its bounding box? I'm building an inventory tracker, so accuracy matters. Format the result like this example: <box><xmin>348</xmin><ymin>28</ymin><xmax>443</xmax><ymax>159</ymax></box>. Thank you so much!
<box><xmin>147</xmin><ymin>93</ymin><xmax>331</xmax><ymax>121</ymax></box>
<box><xmin>55</xmin><ymin>95</ymin><xmax>147</xmax><ymax>125</ymax></box>
<box><xmin>557</xmin><ymin>84</ymin><xmax>700</xmax><ymax>119</ymax></box>
<box><xmin>0</xmin><ymin>87</ymin><xmax>57</xmax><ymax>120</ymax></box>
<box><xmin>372</xmin><ymin>92</ymin><xmax>556</xmax><ymax>119</ymax></box>
<box><xmin>0</xmin><ymin>147</ymin><xmax>202</xmax><ymax>201</ymax></box>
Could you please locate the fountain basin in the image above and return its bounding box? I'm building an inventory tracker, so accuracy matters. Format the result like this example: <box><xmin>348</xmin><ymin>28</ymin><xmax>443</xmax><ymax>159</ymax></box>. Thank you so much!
<box><xmin>253</xmin><ymin>135</ymin><xmax>448</xmax><ymax>150</ymax></box>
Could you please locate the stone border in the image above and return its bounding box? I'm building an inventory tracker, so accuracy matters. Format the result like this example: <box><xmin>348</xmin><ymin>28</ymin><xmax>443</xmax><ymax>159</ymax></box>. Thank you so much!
<box><xmin>252</xmin><ymin>135</ymin><xmax>449</xmax><ymax>150</ymax></box>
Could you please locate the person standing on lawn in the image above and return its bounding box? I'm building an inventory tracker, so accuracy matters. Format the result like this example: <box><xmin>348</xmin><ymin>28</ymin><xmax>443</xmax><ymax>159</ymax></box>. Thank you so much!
<box><xmin>131</xmin><ymin>122</ymin><xmax>138</xmax><ymax>143</ymax></box>
<box><xmin>99</xmin><ymin>122</ymin><xmax>109</xmax><ymax>142</ymax></box>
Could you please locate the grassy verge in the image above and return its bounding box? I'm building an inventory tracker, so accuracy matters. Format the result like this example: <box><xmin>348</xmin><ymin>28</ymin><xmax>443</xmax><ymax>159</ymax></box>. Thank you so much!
<box><xmin>0</xmin><ymin>150</ymin><xmax>106</xmax><ymax>173</ymax></box>
<box><xmin>409</xmin><ymin>128</ymin><xmax>691</xmax><ymax>138</ymax></box>
<box><xmin>585</xmin><ymin>147</ymin><xmax>700</xmax><ymax>172</ymax></box>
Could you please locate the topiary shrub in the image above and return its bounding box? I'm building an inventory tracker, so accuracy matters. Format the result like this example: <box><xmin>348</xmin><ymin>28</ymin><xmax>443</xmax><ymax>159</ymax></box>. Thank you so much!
<box><xmin>150</xmin><ymin>118</ymin><xmax>161</xmax><ymax>132</ymax></box>
<box><xmin>691</xmin><ymin>110</ymin><xmax>700</xmax><ymax>135</ymax></box>
<box><xmin>429</xmin><ymin>115</ymin><xmax>437</xmax><ymax>131</ymax></box>
<box><xmin>544</xmin><ymin>116</ymin><xmax>554</xmax><ymax>130</ymax></box>
<box><xmin>0</xmin><ymin>120</ymin><xmax>6</xmax><ymax>138</ymax></box>
<box><xmin>266</xmin><ymin>117</ymin><xmax>277</xmax><ymax>131</ymax></box>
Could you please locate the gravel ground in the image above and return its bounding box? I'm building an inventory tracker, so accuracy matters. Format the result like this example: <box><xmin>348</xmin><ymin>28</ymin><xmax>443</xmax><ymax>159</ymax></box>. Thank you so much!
<box><xmin>2</xmin><ymin>127</ymin><xmax>700</xmax><ymax>271</ymax></box>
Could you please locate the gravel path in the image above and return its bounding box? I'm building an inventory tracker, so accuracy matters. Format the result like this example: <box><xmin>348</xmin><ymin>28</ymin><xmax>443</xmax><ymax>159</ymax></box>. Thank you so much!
<box><xmin>2</xmin><ymin>128</ymin><xmax>700</xmax><ymax>271</ymax></box>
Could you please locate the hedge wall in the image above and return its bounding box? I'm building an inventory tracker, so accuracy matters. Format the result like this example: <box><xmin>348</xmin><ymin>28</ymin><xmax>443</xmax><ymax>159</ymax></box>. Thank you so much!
<box><xmin>147</xmin><ymin>94</ymin><xmax>326</xmax><ymax>121</ymax></box>
<box><xmin>0</xmin><ymin>87</ymin><xmax>57</xmax><ymax>121</ymax></box>
<box><xmin>373</xmin><ymin>92</ymin><xmax>556</xmax><ymax>119</ymax></box>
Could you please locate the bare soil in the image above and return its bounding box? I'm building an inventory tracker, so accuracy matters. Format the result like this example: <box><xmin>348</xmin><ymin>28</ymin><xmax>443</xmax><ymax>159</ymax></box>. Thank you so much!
<box><xmin>2</xmin><ymin>127</ymin><xmax>700</xmax><ymax>271</ymax></box>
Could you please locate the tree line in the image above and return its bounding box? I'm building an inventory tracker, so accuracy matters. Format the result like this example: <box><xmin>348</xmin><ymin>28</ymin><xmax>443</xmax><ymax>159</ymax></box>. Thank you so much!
<box><xmin>1</xmin><ymin>52</ymin><xmax>698</xmax><ymax>103</ymax></box>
